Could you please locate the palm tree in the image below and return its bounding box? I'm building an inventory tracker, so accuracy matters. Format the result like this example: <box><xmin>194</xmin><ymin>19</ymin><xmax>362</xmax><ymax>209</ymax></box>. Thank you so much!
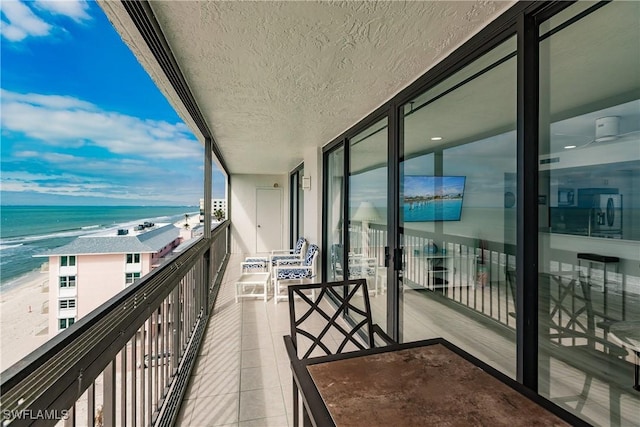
<box><xmin>213</xmin><ymin>209</ymin><xmax>225</xmax><ymax>222</ymax></box>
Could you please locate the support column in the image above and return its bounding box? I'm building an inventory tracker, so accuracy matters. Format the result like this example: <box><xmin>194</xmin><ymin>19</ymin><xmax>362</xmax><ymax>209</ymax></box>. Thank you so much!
<box><xmin>204</xmin><ymin>137</ymin><xmax>213</xmax><ymax>239</ymax></box>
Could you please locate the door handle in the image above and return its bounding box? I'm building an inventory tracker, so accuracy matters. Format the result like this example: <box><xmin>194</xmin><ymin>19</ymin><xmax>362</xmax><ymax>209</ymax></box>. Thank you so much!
<box><xmin>393</xmin><ymin>247</ymin><xmax>404</xmax><ymax>271</ymax></box>
<box><xmin>257</xmin><ymin>225</ymin><xmax>261</xmax><ymax>228</ymax></box>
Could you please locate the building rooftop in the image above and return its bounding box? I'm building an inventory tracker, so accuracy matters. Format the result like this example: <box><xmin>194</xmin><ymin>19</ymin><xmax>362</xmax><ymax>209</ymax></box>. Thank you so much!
<box><xmin>35</xmin><ymin>223</ymin><xmax>180</xmax><ymax>257</ymax></box>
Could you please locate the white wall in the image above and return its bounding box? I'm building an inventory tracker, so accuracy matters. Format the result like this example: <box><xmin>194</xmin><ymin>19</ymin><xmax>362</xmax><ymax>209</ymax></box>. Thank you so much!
<box><xmin>303</xmin><ymin>146</ymin><xmax>323</xmax><ymax>282</ymax></box>
<box><xmin>228</xmin><ymin>154</ymin><xmax>322</xmax><ymax>276</ymax></box>
<box><xmin>303</xmin><ymin>146</ymin><xmax>322</xmax><ymax>246</ymax></box>
<box><xmin>230</xmin><ymin>174</ymin><xmax>288</xmax><ymax>255</ymax></box>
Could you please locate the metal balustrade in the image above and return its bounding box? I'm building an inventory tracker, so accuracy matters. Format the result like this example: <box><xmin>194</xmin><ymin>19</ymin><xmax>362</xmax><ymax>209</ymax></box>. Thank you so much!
<box><xmin>401</xmin><ymin>230</ymin><xmax>517</xmax><ymax>328</ymax></box>
<box><xmin>349</xmin><ymin>222</ymin><xmax>518</xmax><ymax>329</ymax></box>
<box><xmin>353</xmin><ymin>223</ymin><xmax>637</xmax><ymax>336</ymax></box>
<box><xmin>0</xmin><ymin>221</ymin><xmax>230</xmax><ymax>427</ymax></box>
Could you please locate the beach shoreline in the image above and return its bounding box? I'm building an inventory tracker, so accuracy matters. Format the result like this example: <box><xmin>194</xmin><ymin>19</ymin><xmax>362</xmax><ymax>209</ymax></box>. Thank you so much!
<box><xmin>0</xmin><ymin>215</ymin><xmax>202</xmax><ymax>372</ymax></box>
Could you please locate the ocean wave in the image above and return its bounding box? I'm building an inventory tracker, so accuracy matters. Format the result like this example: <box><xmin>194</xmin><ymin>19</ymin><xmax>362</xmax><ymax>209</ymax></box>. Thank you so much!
<box><xmin>0</xmin><ymin>243</ymin><xmax>23</xmax><ymax>250</ymax></box>
<box><xmin>81</xmin><ymin>224</ymin><xmax>101</xmax><ymax>230</ymax></box>
<box><xmin>0</xmin><ymin>211</ymin><xmax>200</xmax><ymax>247</ymax></box>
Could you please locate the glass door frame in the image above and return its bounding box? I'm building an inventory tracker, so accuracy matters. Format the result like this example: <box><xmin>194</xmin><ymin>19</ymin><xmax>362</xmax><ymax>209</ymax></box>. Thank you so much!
<box><xmin>321</xmin><ymin>0</ymin><xmax>588</xmax><ymax>395</ymax></box>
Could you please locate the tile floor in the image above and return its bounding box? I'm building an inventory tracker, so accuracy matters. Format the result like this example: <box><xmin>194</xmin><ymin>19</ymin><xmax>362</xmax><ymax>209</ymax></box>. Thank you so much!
<box><xmin>176</xmin><ymin>254</ymin><xmax>296</xmax><ymax>426</ymax></box>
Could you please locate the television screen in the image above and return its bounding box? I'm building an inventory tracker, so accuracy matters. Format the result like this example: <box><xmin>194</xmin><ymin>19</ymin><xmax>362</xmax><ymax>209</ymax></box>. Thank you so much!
<box><xmin>403</xmin><ymin>175</ymin><xmax>466</xmax><ymax>222</ymax></box>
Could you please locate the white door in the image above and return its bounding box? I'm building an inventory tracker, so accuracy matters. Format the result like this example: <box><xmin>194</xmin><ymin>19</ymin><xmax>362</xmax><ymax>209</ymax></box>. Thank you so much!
<box><xmin>256</xmin><ymin>188</ymin><xmax>282</xmax><ymax>253</ymax></box>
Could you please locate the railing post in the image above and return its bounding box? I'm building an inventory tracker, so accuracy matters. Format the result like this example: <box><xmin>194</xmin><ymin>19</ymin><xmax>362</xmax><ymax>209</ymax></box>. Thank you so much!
<box><xmin>121</xmin><ymin>344</ymin><xmax>127</xmax><ymax>426</ymax></box>
<box><xmin>64</xmin><ymin>404</ymin><xmax>75</xmax><ymax>427</ymax></box>
<box><xmin>130</xmin><ymin>336</ymin><xmax>137</xmax><ymax>426</ymax></box>
<box><xmin>204</xmin><ymin>250</ymin><xmax>211</xmax><ymax>315</ymax></box>
<box><xmin>172</xmin><ymin>287</ymin><xmax>180</xmax><ymax>373</ymax></box>
<box><xmin>147</xmin><ymin>318</ymin><xmax>153</xmax><ymax>425</ymax></box>
<box><xmin>87</xmin><ymin>383</ymin><xmax>95</xmax><ymax>427</ymax></box>
<box><xmin>204</xmin><ymin>137</ymin><xmax>212</xmax><ymax>239</ymax></box>
<box><xmin>103</xmin><ymin>361</ymin><xmax>116</xmax><ymax>426</ymax></box>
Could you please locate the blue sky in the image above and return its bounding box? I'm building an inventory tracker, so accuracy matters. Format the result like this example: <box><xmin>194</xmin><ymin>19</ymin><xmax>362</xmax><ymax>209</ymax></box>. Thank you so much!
<box><xmin>1</xmin><ymin>0</ymin><xmax>225</xmax><ymax>206</ymax></box>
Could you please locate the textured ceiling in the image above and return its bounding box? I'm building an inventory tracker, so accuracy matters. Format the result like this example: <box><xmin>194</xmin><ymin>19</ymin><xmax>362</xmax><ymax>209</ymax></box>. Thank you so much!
<box><xmin>99</xmin><ymin>1</ymin><xmax>515</xmax><ymax>175</ymax></box>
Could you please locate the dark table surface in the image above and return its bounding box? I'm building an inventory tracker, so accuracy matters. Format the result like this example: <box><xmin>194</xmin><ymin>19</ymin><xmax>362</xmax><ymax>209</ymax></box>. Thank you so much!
<box><xmin>287</xmin><ymin>338</ymin><xmax>587</xmax><ymax>427</ymax></box>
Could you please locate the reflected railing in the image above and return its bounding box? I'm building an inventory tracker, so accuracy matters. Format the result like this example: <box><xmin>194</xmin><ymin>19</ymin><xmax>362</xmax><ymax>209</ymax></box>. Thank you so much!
<box><xmin>349</xmin><ymin>223</ymin><xmax>638</xmax><ymax>332</ymax></box>
<box><xmin>0</xmin><ymin>221</ymin><xmax>230</xmax><ymax>427</ymax></box>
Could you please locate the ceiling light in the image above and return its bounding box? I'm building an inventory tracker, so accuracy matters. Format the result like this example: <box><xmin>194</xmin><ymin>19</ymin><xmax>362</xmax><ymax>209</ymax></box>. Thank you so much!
<box><xmin>431</xmin><ymin>137</ymin><xmax>442</xmax><ymax>141</ymax></box>
<box><xmin>564</xmin><ymin>145</ymin><xmax>576</xmax><ymax>149</ymax></box>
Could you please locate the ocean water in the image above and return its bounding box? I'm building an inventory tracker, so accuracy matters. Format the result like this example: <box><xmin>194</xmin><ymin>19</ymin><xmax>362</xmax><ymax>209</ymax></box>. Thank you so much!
<box><xmin>0</xmin><ymin>206</ymin><xmax>198</xmax><ymax>289</ymax></box>
<box><xmin>403</xmin><ymin>199</ymin><xmax>463</xmax><ymax>222</ymax></box>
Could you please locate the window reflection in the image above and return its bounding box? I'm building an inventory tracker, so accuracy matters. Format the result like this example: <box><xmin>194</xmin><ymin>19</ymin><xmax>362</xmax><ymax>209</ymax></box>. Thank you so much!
<box><xmin>538</xmin><ymin>2</ymin><xmax>640</xmax><ymax>425</ymax></box>
<box><xmin>326</xmin><ymin>147</ymin><xmax>345</xmax><ymax>283</ymax></box>
<box><xmin>399</xmin><ymin>36</ymin><xmax>518</xmax><ymax>378</ymax></box>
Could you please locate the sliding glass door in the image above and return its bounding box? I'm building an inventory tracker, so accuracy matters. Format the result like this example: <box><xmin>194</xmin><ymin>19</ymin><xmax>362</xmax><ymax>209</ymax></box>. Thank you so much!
<box><xmin>399</xmin><ymin>36</ymin><xmax>518</xmax><ymax>377</ymax></box>
<box><xmin>537</xmin><ymin>2</ymin><xmax>640</xmax><ymax>425</ymax></box>
<box><xmin>348</xmin><ymin>118</ymin><xmax>388</xmax><ymax>327</ymax></box>
<box><xmin>325</xmin><ymin>146</ymin><xmax>345</xmax><ymax>283</ymax></box>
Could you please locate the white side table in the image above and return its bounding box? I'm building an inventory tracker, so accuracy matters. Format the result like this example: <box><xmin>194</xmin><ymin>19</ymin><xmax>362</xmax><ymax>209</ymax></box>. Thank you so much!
<box><xmin>235</xmin><ymin>272</ymin><xmax>271</xmax><ymax>303</ymax></box>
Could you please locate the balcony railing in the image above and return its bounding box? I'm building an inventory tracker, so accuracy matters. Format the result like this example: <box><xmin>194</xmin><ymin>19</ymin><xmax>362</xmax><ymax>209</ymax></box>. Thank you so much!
<box><xmin>350</xmin><ymin>223</ymin><xmax>638</xmax><ymax>331</ymax></box>
<box><xmin>0</xmin><ymin>220</ymin><xmax>230</xmax><ymax>427</ymax></box>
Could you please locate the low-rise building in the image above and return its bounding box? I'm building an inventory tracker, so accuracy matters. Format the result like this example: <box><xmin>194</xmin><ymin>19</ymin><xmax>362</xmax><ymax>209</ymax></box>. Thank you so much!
<box><xmin>36</xmin><ymin>223</ymin><xmax>181</xmax><ymax>337</ymax></box>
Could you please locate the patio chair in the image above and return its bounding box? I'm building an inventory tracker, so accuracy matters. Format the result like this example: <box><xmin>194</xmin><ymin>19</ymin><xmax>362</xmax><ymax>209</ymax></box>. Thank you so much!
<box><xmin>283</xmin><ymin>278</ymin><xmax>395</xmax><ymax>427</ymax></box>
<box><xmin>347</xmin><ymin>256</ymin><xmax>379</xmax><ymax>296</ymax></box>
<box><xmin>269</xmin><ymin>237</ymin><xmax>307</xmax><ymax>269</ymax></box>
<box><xmin>273</xmin><ymin>244</ymin><xmax>318</xmax><ymax>304</ymax></box>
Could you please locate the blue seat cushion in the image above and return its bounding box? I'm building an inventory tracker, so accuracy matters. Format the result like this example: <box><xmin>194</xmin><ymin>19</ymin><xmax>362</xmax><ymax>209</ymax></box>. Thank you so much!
<box><xmin>276</xmin><ymin>269</ymin><xmax>313</xmax><ymax>280</ymax></box>
<box><xmin>271</xmin><ymin>255</ymin><xmax>300</xmax><ymax>265</ymax></box>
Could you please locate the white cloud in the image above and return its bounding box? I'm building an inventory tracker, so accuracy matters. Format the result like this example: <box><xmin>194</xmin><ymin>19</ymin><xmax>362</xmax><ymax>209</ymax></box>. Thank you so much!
<box><xmin>1</xmin><ymin>168</ymin><xmax>202</xmax><ymax>204</ymax></box>
<box><xmin>0</xmin><ymin>0</ymin><xmax>51</xmax><ymax>41</ymax></box>
<box><xmin>1</xmin><ymin>0</ymin><xmax>90</xmax><ymax>42</ymax></box>
<box><xmin>1</xmin><ymin>89</ymin><xmax>96</xmax><ymax>110</ymax></box>
<box><xmin>1</xmin><ymin>90</ymin><xmax>203</xmax><ymax>159</ymax></box>
<box><xmin>34</xmin><ymin>0</ymin><xmax>90</xmax><ymax>23</ymax></box>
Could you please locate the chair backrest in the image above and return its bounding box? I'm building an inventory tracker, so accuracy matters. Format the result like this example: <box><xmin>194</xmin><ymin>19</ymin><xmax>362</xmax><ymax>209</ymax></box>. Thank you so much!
<box><xmin>288</xmin><ymin>279</ymin><xmax>375</xmax><ymax>359</ymax></box>
<box><xmin>302</xmin><ymin>244</ymin><xmax>319</xmax><ymax>266</ymax></box>
<box><xmin>540</xmin><ymin>272</ymin><xmax>595</xmax><ymax>347</ymax></box>
<box><xmin>294</xmin><ymin>237</ymin><xmax>306</xmax><ymax>255</ymax></box>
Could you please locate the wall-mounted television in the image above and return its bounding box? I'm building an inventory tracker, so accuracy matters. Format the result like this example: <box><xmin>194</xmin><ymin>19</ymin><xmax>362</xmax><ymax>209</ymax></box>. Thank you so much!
<box><xmin>403</xmin><ymin>175</ymin><xmax>466</xmax><ymax>222</ymax></box>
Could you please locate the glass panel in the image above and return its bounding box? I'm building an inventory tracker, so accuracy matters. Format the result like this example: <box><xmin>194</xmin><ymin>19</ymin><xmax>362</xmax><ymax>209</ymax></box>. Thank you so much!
<box><xmin>399</xmin><ymin>36</ymin><xmax>517</xmax><ymax>378</ymax></box>
<box><xmin>326</xmin><ymin>146</ymin><xmax>345</xmax><ymax>283</ymax></box>
<box><xmin>348</xmin><ymin>118</ymin><xmax>388</xmax><ymax>327</ymax></box>
<box><xmin>538</xmin><ymin>2</ymin><xmax>640</xmax><ymax>425</ymax></box>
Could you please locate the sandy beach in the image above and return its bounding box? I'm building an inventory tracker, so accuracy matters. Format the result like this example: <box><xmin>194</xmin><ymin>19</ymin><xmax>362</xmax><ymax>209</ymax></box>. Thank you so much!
<box><xmin>0</xmin><ymin>267</ymin><xmax>50</xmax><ymax>371</ymax></box>
<box><xmin>0</xmin><ymin>215</ymin><xmax>205</xmax><ymax>372</ymax></box>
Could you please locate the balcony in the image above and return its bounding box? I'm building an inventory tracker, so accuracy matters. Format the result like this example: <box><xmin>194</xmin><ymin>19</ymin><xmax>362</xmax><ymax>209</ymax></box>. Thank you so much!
<box><xmin>2</xmin><ymin>3</ymin><xmax>639</xmax><ymax>426</ymax></box>
<box><xmin>2</xmin><ymin>221</ymin><xmax>639</xmax><ymax>426</ymax></box>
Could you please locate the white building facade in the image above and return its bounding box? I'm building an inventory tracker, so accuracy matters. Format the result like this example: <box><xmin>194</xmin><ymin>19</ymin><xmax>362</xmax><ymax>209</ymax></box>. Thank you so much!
<box><xmin>38</xmin><ymin>223</ymin><xmax>181</xmax><ymax>337</ymax></box>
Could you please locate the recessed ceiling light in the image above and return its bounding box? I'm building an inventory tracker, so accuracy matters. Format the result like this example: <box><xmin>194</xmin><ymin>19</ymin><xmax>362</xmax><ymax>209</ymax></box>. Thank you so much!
<box><xmin>431</xmin><ymin>137</ymin><xmax>442</xmax><ymax>141</ymax></box>
<box><xmin>564</xmin><ymin>145</ymin><xmax>577</xmax><ymax>149</ymax></box>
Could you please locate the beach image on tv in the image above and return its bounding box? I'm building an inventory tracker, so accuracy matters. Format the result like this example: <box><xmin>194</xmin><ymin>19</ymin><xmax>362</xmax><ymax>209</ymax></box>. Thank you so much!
<box><xmin>403</xmin><ymin>176</ymin><xmax>466</xmax><ymax>222</ymax></box>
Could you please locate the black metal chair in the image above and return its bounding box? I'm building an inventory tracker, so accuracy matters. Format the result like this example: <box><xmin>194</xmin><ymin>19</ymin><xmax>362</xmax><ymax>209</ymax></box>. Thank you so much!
<box><xmin>539</xmin><ymin>272</ymin><xmax>629</xmax><ymax>414</ymax></box>
<box><xmin>283</xmin><ymin>279</ymin><xmax>394</xmax><ymax>426</ymax></box>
